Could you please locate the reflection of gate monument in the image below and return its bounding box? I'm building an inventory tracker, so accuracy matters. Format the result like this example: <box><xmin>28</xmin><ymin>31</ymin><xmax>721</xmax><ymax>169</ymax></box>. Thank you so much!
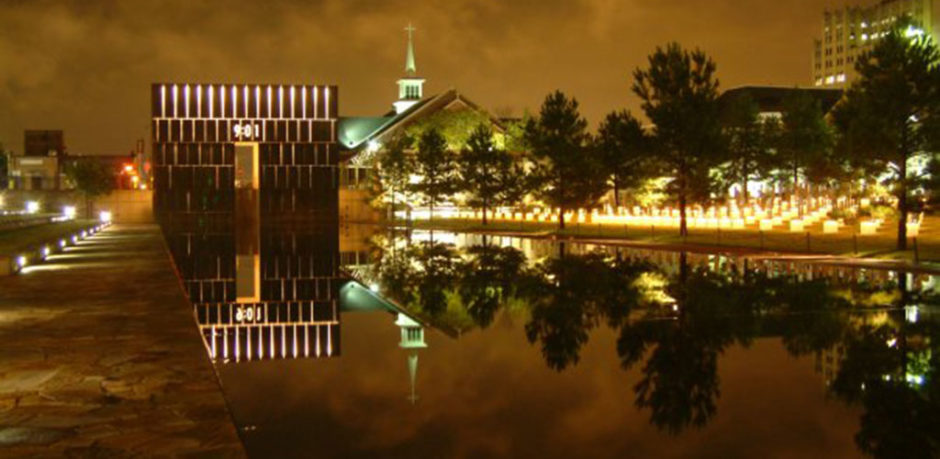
<box><xmin>151</xmin><ymin>83</ymin><xmax>342</xmax><ymax>362</ymax></box>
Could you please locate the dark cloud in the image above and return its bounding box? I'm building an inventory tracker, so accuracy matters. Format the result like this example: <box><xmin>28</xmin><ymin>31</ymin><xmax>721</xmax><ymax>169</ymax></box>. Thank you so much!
<box><xmin>0</xmin><ymin>0</ymin><xmax>847</xmax><ymax>154</ymax></box>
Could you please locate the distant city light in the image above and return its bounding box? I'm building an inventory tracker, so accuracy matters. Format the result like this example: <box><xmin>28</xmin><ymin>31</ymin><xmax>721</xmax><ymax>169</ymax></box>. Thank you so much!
<box><xmin>16</xmin><ymin>255</ymin><xmax>27</xmax><ymax>268</ymax></box>
<box><xmin>41</xmin><ymin>246</ymin><xmax>50</xmax><ymax>259</ymax></box>
<box><xmin>99</xmin><ymin>211</ymin><xmax>112</xmax><ymax>223</ymax></box>
<box><xmin>63</xmin><ymin>206</ymin><xmax>76</xmax><ymax>219</ymax></box>
<box><xmin>25</xmin><ymin>201</ymin><xmax>39</xmax><ymax>214</ymax></box>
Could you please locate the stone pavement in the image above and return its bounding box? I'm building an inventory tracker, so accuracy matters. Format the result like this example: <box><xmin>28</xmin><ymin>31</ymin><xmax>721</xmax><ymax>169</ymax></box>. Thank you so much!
<box><xmin>0</xmin><ymin>224</ymin><xmax>245</xmax><ymax>457</ymax></box>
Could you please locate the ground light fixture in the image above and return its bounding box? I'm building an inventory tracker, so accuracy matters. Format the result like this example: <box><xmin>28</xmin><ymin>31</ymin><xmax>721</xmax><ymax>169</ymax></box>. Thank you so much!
<box><xmin>63</xmin><ymin>206</ymin><xmax>77</xmax><ymax>219</ymax></box>
<box><xmin>99</xmin><ymin>211</ymin><xmax>112</xmax><ymax>223</ymax></box>
<box><xmin>16</xmin><ymin>222</ymin><xmax>111</xmax><ymax>275</ymax></box>
<box><xmin>25</xmin><ymin>201</ymin><xmax>39</xmax><ymax>214</ymax></box>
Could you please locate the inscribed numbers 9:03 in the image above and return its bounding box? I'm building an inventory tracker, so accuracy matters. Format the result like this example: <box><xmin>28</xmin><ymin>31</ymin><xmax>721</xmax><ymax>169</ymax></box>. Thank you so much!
<box><xmin>235</xmin><ymin>305</ymin><xmax>262</xmax><ymax>323</ymax></box>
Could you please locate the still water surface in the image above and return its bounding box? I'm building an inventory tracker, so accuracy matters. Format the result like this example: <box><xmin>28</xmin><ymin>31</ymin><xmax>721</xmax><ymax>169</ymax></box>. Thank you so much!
<box><xmin>169</xmin><ymin>225</ymin><xmax>939</xmax><ymax>458</ymax></box>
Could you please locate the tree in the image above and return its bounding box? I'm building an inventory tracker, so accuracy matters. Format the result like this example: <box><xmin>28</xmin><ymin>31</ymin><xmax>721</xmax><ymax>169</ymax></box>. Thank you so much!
<box><xmin>524</xmin><ymin>91</ymin><xmax>606</xmax><ymax>229</ymax></box>
<box><xmin>633</xmin><ymin>43</ymin><xmax>725</xmax><ymax>236</ymax></box>
<box><xmin>0</xmin><ymin>144</ymin><xmax>8</xmax><ymax>189</ymax></box>
<box><xmin>719</xmin><ymin>94</ymin><xmax>776</xmax><ymax>204</ymax></box>
<box><xmin>410</xmin><ymin>128</ymin><xmax>457</xmax><ymax>223</ymax></box>
<box><xmin>405</xmin><ymin>108</ymin><xmax>491</xmax><ymax>150</ymax></box>
<box><xmin>596</xmin><ymin>110</ymin><xmax>651</xmax><ymax>208</ymax></box>
<box><xmin>64</xmin><ymin>160</ymin><xmax>116</xmax><ymax>217</ymax></box>
<box><xmin>778</xmin><ymin>91</ymin><xmax>834</xmax><ymax>213</ymax></box>
<box><xmin>376</xmin><ymin>134</ymin><xmax>415</xmax><ymax>221</ymax></box>
<box><xmin>458</xmin><ymin>123</ymin><xmax>524</xmax><ymax>225</ymax></box>
<box><xmin>832</xmin><ymin>19</ymin><xmax>940</xmax><ymax>250</ymax></box>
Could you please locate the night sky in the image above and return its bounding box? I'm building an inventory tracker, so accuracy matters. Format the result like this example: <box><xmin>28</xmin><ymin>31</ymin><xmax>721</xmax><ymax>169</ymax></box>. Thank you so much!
<box><xmin>0</xmin><ymin>0</ymin><xmax>849</xmax><ymax>155</ymax></box>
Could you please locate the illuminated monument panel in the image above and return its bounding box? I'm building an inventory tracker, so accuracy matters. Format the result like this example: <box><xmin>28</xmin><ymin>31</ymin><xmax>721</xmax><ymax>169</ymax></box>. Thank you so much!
<box><xmin>151</xmin><ymin>82</ymin><xmax>342</xmax><ymax>363</ymax></box>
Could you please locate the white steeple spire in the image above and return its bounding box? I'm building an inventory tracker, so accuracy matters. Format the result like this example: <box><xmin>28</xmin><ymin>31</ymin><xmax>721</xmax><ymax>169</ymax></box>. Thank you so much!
<box><xmin>405</xmin><ymin>23</ymin><xmax>417</xmax><ymax>75</ymax></box>
<box><xmin>394</xmin><ymin>22</ymin><xmax>426</xmax><ymax>114</ymax></box>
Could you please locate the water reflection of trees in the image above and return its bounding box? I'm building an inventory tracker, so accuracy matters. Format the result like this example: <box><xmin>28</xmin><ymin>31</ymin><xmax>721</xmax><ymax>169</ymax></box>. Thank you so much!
<box><xmin>365</xmin><ymin>235</ymin><xmax>938</xmax><ymax>455</ymax></box>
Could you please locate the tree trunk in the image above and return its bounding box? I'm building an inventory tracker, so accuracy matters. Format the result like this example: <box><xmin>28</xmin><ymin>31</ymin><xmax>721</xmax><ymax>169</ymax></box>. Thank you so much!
<box><xmin>559</xmin><ymin>206</ymin><xmax>566</xmax><ymax>230</ymax></box>
<box><xmin>897</xmin><ymin>152</ymin><xmax>908</xmax><ymax>251</ymax></box>
<box><xmin>741</xmin><ymin>161</ymin><xmax>749</xmax><ymax>205</ymax></box>
<box><xmin>389</xmin><ymin>188</ymin><xmax>396</xmax><ymax>222</ymax></box>
<box><xmin>678</xmin><ymin>167</ymin><xmax>688</xmax><ymax>237</ymax></box>
<box><xmin>613</xmin><ymin>180</ymin><xmax>621</xmax><ymax>208</ymax></box>
<box><xmin>482</xmin><ymin>198</ymin><xmax>488</xmax><ymax>226</ymax></box>
<box><xmin>85</xmin><ymin>193</ymin><xmax>93</xmax><ymax>219</ymax></box>
<box><xmin>679</xmin><ymin>191</ymin><xmax>687</xmax><ymax>237</ymax></box>
<box><xmin>793</xmin><ymin>162</ymin><xmax>802</xmax><ymax>217</ymax></box>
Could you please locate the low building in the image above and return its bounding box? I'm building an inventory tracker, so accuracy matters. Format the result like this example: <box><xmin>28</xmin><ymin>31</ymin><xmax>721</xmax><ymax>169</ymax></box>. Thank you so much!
<box><xmin>718</xmin><ymin>86</ymin><xmax>845</xmax><ymax>120</ymax></box>
<box><xmin>9</xmin><ymin>130</ymin><xmax>67</xmax><ymax>190</ymax></box>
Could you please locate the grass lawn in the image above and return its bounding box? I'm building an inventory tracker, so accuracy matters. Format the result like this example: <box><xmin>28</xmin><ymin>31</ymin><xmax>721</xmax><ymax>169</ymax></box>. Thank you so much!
<box><xmin>0</xmin><ymin>220</ymin><xmax>99</xmax><ymax>256</ymax></box>
<box><xmin>0</xmin><ymin>213</ymin><xmax>58</xmax><ymax>223</ymax></box>
<box><xmin>402</xmin><ymin>215</ymin><xmax>940</xmax><ymax>262</ymax></box>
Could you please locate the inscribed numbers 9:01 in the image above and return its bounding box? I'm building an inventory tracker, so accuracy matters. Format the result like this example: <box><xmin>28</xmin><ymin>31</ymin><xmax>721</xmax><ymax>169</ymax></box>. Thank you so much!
<box><xmin>234</xmin><ymin>123</ymin><xmax>260</xmax><ymax>139</ymax></box>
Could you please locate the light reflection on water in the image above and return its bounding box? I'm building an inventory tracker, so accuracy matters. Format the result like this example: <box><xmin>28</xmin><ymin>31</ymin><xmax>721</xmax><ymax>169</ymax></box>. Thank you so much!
<box><xmin>171</xmin><ymin>224</ymin><xmax>939</xmax><ymax>459</ymax></box>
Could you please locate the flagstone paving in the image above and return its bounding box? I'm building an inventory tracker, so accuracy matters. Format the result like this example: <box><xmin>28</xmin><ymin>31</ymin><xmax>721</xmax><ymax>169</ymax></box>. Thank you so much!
<box><xmin>0</xmin><ymin>224</ymin><xmax>244</xmax><ymax>457</ymax></box>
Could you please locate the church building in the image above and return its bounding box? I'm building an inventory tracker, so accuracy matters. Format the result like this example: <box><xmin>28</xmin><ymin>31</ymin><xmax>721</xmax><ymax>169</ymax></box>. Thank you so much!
<box><xmin>337</xmin><ymin>25</ymin><xmax>510</xmax><ymax>222</ymax></box>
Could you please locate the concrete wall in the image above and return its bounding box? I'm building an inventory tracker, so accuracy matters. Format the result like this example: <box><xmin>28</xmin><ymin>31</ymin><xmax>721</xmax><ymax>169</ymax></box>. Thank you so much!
<box><xmin>93</xmin><ymin>190</ymin><xmax>153</xmax><ymax>223</ymax></box>
<box><xmin>0</xmin><ymin>189</ymin><xmax>153</xmax><ymax>223</ymax></box>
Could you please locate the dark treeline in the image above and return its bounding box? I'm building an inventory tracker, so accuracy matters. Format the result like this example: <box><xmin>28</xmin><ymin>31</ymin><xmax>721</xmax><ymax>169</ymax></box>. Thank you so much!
<box><xmin>366</xmin><ymin>234</ymin><xmax>940</xmax><ymax>458</ymax></box>
<box><xmin>377</xmin><ymin>18</ymin><xmax>940</xmax><ymax>250</ymax></box>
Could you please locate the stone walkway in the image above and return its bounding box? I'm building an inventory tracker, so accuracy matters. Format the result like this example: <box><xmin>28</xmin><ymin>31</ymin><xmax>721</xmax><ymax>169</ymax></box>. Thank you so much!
<box><xmin>0</xmin><ymin>224</ymin><xmax>244</xmax><ymax>457</ymax></box>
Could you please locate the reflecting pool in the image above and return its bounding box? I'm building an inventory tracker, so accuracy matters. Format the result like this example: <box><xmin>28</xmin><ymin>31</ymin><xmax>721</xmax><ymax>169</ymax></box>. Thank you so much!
<box><xmin>168</xmin><ymin>224</ymin><xmax>940</xmax><ymax>459</ymax></box>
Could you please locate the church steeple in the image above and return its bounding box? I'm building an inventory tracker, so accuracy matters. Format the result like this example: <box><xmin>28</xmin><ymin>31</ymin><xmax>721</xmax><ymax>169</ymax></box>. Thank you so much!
<box><xmin>394</xmin><ymin>23</ymin><xmax>425</xmax><ymax>114</ymax></box>
<box><xmin>405</xmin><ymin>23</ymin><xmax>417</xmax><ymax>75</ymax></box>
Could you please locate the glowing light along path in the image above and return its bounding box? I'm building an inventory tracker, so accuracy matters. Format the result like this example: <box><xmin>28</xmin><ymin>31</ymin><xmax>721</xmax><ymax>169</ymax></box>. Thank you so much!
<box><xmin>399</xmin><ymin>197</ymin><xmax>919</xmax><ymax>236</ymax></box>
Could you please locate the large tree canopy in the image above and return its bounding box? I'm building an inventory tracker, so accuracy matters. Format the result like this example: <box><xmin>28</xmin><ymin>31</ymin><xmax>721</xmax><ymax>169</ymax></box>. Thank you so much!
<box><xmin>458</xmin><ymin>123</ymin><xmax>525</xmax><ymax>225</ymax></box>
<box><xmin>832</xmin><ymin>19</ymin><xmax>940</xmax><ymax>249</ymax></box>
<box><xmin>596</xmin><ymin>110</ymin><xmax>651</xmax><ymax>208</ymax></box>
<box><xmin>633</xmin><ymin>42</ymin><xmax>724</xmax><ymax>236</ymax></box>
<box><xmin>524</xmin><ymin>91</ymin><xmax>606</xmax><ymax>229</ymax></box>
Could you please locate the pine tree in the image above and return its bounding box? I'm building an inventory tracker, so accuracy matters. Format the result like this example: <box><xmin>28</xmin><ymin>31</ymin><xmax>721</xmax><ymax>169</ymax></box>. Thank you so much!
<box><xmin>596</xmin><ymin>110</ymin><xmax>650</xmax><ymax>208</ymax></box>
<box><xmin>458</xmin><ymin>123</ymin><xmax>524</xmax><ymax>225</ymax></box>
<box><xmin>832</xmin><ymin>19</ymin><xmax>940</xmax><ymax>250</ymax></box>
<box><xmin>411</xmin><ymin>128</ymin><xmax>457</xmax><ymax>223</ymax></box>
<box><xmin>524</xmin><ymin>91</ymin><xmax>606</xmax><ymax>229</ymax></box>
<box><xmin>633</xmin><ymin>43</ymin><xmax>725</xmax><ymax>236</ymax></box>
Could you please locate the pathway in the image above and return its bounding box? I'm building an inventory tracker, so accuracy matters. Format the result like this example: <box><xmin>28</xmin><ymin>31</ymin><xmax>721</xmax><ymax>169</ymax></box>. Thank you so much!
<box><xmin>0</xmin><ymin>224</ymin><xmax>244</xmax><ymax>456</ymax></box>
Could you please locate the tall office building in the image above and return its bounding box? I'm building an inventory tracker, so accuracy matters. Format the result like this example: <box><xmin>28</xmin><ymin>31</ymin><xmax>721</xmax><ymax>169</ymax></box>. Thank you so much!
<box><xmin>813</xmin><ymin>0</ymin><xmax>939</xmax><ymax>87</ymax></box>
